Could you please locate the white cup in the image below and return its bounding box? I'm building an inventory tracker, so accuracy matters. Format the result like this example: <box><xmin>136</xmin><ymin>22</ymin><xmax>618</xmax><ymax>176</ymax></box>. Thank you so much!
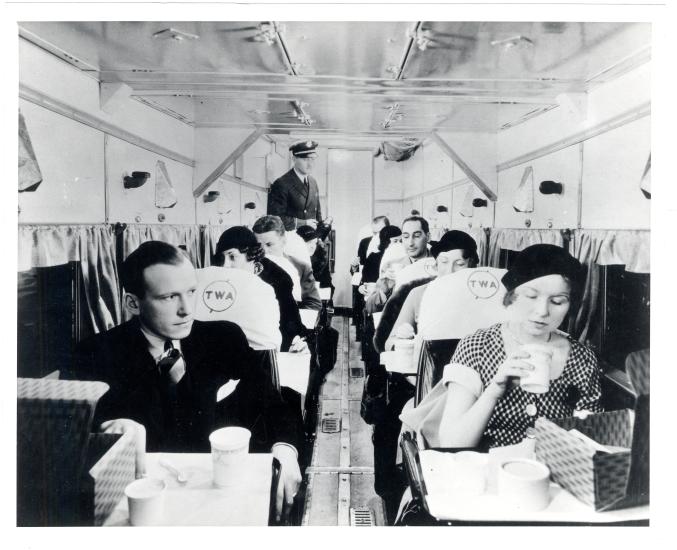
<box><xmin>497</xmin><ymin>458</ymin><xmax>551</xmax><ymax>512</ymax></box>
<box><xmin>125</xmin><ymin>477</ymin><xmax>166</xmax><ymax>526</ymax></box>
<box><xmin>209</xmin><ymin>427</ymin><xmax>251</xmax><ymax>488</ymax></box>
<box><xmin>520</xmin><ymin>343</ymin><xmax>553</xmax><ymax>394</ymax></box>
<box><xmin>393</xmin><ymin>338</ymin><xmax>415</xmax><ymax>371</ymax></box>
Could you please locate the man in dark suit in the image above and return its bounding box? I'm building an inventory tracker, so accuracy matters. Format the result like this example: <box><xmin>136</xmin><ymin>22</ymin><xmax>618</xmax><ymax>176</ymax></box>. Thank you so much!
<box><xmin>70</xmin><ymin>241</ymin><xmax>302</xmax><ymax>520</ymax></box>
<box><xmin>267</xmin><ymin>140</ymin><xmax>321</xmax><ymax>231</ymax></box>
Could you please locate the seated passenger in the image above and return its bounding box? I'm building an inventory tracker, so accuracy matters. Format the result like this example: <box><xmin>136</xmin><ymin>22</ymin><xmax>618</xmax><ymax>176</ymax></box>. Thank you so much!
<box><xmin>360</xmin><ymin>225</ymin><xmax>402</xmax><ymax>287</ymax></box>
<box><xmin>253</xmin><ymin>215</ymin><xmax>322</xmax><ymax>311</ymax></box>
<box><xmin>435</xmin><ymin>244</ymin><xmax>602</xmax><ymax>448</ymax></box>
<box><xmin>296</xmin><ymin>225</ymin><xmax>334</xmax><ymax>296</ymax></box>
<box><xmin>378</xmin><ymin>230</ymin><xmax>479</xmax><ymax>352</ymax></box>
<box><xmin>69</xmin><ymin>241</ymin><xmax>302</xmax><ymax>518</ymax></box>
<box><xmin>214</xmin><ymin>226</ymin><xmax>308</xmax><ymax>353</ymax></box>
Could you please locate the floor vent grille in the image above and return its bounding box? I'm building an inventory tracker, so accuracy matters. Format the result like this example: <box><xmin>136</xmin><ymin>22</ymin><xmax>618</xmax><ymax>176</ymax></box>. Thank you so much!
<box><xmin>350</xmin><ymin>507</ymin><xmax>375</xmax><ymax>526</ymax></box>
<box><xmin>321</xmin><ymin>417</ymin><xmax>341</xmax><ymax>433</ymax></box>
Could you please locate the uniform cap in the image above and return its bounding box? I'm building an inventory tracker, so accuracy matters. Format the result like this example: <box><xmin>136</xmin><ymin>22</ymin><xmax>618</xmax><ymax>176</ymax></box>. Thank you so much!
<box><xmin>290</xmin><ymin>140</ymin><xmax>318</xmax><ymax>158</ymax></box>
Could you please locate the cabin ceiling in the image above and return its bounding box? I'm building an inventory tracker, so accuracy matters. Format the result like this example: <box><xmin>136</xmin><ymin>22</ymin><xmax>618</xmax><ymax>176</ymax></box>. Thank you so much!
<box><xmin>19</xmin><ymin>21</ymin><xmax>650</xmax><ymax>141</ymax></box>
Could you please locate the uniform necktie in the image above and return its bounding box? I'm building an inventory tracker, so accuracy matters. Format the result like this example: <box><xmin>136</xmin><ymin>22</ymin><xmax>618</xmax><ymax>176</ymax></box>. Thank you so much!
<box><xmin>158</xmin><ymin>340</ymin><xmax>185</xmax><ymax>384</ymax></box>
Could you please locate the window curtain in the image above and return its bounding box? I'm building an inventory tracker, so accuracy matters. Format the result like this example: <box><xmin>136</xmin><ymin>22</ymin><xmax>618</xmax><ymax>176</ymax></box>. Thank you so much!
<box><xmin>18</xmin><ymin>225</ymin><xmax>122</xmax><ymax>333</ymax></box>
<box><xmin>486</xmin><ymin>229</ymin><xmax>564</xmax><ymax>267</ymax></box>
<box><xmin>202</xmin><ymin>225</ymin><xmax>229</xmax><ymax>267</ymax></box>
<box><xmin>464</xmin><ymin>227</ymin><xmax>489</xmax><ymax>266</ymax></box>
<box><xmin>568</xmin><ymin>229</ymin><xmax>650</xmax><ymax>342</ymax></box>
<box><xmin>121</xmin><ymin>224</ymin><xmax>202</xmax><ymax>267</ymax></box>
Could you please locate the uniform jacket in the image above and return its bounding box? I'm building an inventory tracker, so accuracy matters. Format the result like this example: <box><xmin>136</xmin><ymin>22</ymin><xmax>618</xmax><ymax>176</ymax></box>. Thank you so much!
<box><xmin>267</xmin><ymin>168</ymin><xmax>321</xmax><ymax>229</ymax></box>
<box><xmin>70</xmin><ymin>318</ymin><xmax>301</xmax><ymax>453</ymax></box>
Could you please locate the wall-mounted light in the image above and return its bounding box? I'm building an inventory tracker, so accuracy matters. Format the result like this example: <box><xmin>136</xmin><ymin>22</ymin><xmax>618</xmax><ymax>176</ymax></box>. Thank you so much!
<box><xmin>539</xmin><ymin>181</ymin><xmax>564</xmax><ymax>195</ymax></box>
<box><xmin>410</xmin><ymin>209</ymin><xmax>420</xmax><ymax>216</ymax></box>
<box><xmin>203</xmin><ymin>191</ymin><xmax>220</xmax><ymax>203</ymax></box>
<box><xmin>244</xmin><ymin>202</ymin><xmax>257</xmax><ymax>210</ymax></box>
<box><xmin>123</xmin><ymin>171</ymin><xmax>150</xmax><ymax>189</ymax></box>
<box><xmin>472</xmin><ymin>198</ymin><xmax>488</xmax><ymax>208</ymax></box>
<box><xmin>436</xmin><ymin>205</ymin><xmax>448</xmax><ymax>213</ymax></box>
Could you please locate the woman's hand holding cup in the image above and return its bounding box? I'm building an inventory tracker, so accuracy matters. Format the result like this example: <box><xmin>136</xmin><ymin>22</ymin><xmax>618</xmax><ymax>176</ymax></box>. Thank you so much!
<box><xmin>489</xmin><ymin>351</ymin><xmax>534</xmax><ymax>396</ymax></box>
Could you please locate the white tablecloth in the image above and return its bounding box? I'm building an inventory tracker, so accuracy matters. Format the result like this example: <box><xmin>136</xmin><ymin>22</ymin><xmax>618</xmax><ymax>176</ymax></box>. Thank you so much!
<box><xmin>105</xmin><ymin>453</ymin><xmax>273</xmax><ymax>526</ymax></box>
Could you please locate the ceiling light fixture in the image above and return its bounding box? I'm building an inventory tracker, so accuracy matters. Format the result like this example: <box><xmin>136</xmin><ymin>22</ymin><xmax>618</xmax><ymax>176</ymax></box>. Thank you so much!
<box><xmin>152</xmin><ymin>28</ymin><xmax>200</xmax><ymax>42</ymax></box>
<box><xmin>407</xmin><ymin>28</ymin><xmax>433</xmax><ymax>51</ymax></box>
<box><xmin>254</xmin><ymin>22</ymin><xmax>284</xmax><ymax>46</ymax></box>
<box><xmin>490</xmin><ymin>35</ymin><xmax>534</xmax><ymax>50</ymax></box>
<box><xmin>382</xmin><ymin>103</ymin><xmax>404</xmax><ymax>129</ymax></box>
<box><xmin>292</xmin><ymin>100</ymin><xmax>314</xmax><ymax>127</ymax></box>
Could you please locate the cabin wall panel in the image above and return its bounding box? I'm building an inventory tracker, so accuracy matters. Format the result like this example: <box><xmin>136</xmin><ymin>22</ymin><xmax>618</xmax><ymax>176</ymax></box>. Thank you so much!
<box><xmin>19</xmin><ymin>39</ymin><xmax>194</xmax><ymax>158</ymax></box>
<box><xmin>241</xmin><ymin>187</ymin><xmax>268</xmax><ymax>228</ymax></box>
<box><xmin>195</xmin><ymin>177</ymin><xmax>241</xmax><ymax>227</ymax></box>
<box><xmin>374</xmin><ymin>157</ymin><xmax>405</xmax><ymax>201</ymax></box>
<box><xmin>450</xmin><ymin>183</ymin><xmax>495</xmax><ymax>231</ymax></box>
<box><xmin>313</xmin><ymin>148</ymin><xmax>328</xmax><ymax>199</ymax></box>
<box><xmin>436</xmin><ymin>130</ymin><xmax>499</xmax><ymax>193</ymax></box>
<box><xmin>401</xmin><ymin>151</ymin><xmax>425</xmax><ymax>199</ymax></box>
<box><xmin>495</xmin><ymin>145</ymin><xmax>581</xmax><ymax>229</ymax></box>
<box><xmin>374</xmin><ymin>200</ymin><xmax>402</xmax><ymax>225</ymax></box>
<box><xmin>106</xmin><ymin>136</ymin><xmax>195</xmax><ymax>225</ymax></box>
<box><xmin>422</xmin><ymin>143</ymin><xmax>453</xmax><ymax>192</ymax></box>
<box><xmin>18</xmin><ymin>99</ymin><xmax>106</xmax><ymax>224</ymax></box>
<box><xmin>403</xmin><ymin>196</ymin><xmax>423</xmax><ymax>220</ymax></box>
<box><xmin>580</xmin><ymin>116</ymin><xmax>651</xmax><ymax>229</ymax></box>
<box><xmin>422</xmin><ymin>189</ymin><xmax>453</xmax><ymax>241</ymax></box>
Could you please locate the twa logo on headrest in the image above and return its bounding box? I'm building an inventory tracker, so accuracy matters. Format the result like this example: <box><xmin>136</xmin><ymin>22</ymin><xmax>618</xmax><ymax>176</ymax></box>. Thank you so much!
<box><xmin>203</xmin><ymin>280</ymin><xmax>237</xmax><ymax>313</ymax></box>
<box><xmin>467</xmin><ymin>271</ymin><xmax>500</xmax><ymax>299</ymax></box>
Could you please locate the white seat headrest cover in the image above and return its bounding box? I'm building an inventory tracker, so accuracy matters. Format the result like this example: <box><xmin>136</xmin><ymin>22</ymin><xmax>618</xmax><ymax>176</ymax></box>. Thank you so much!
<box><xmin>417</xmin><ymin>267</ymin><xmax>509</xmax><ymax>340</ymax></box>
<box><xmin>195</xmin><ymin>266</ymin><xmax>282</xmax><ymax>351</ymax></box>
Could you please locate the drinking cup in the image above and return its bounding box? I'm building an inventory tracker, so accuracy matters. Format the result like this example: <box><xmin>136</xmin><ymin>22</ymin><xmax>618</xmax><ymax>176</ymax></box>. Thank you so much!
<box><xmin>520</xmin><ymin>344</ymin><xmax>553</xmax><ymax>394</ymax></box>
<box><xmin>125</xmin><ymin>478</ymin><xmax>166</xmax><ymax>526</ymax></box>
<box><xmin>209</xmin><ymin>427</ymin><xmax>251</xmax><ymax>488</ymax></box>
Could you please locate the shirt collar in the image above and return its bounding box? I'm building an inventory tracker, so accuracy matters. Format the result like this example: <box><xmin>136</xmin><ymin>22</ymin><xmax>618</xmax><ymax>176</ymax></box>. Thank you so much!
<box><xmin>293</xmin><ymin>168</ymin><xmax>307</xmax><ymax>182</ymax></box>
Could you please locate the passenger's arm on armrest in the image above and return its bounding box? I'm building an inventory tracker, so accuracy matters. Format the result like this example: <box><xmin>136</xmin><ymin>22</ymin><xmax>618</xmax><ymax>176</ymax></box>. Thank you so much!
<box><xmin>438</xmin><ymin>382</ymin><xmax>502</xmax><ymax>448</ymax></box>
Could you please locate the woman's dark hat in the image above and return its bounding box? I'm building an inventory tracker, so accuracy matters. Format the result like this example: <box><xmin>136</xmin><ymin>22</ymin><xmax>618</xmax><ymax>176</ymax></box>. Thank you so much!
<box><xmin>501</xmin><ymin>244</ymin><xmax>585</xmax><ymax>292</ymax></box>
<box><xmin>216</xmin><ymin>226</ymin><xmax>258</xmax><ymax>255</ymax></box>
<box><xmin>430</xmin><ymin>230</ymin><xmax>477</xmax><ymax>259</ymax></box>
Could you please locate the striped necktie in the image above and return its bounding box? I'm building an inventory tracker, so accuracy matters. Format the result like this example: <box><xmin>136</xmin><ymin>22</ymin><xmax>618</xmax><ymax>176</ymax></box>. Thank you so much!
<box><xmin>158</xmin><ymin>340</ymin><xmax>185</xmax><ymax>384</ymax></box>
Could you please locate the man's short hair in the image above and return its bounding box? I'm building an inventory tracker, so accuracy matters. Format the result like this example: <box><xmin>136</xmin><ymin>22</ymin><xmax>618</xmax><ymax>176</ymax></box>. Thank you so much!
<box><xmin>372</xmin><ymin>215</ymin><xmax>390</xmax><ymax>226</ymax></box>
<box><xmin>252</xmin><ymin>215</ymin><xmax>286</xmax><ymax>236</ymax></box>
<box><xmin>121</xmin><ymin>241</ymin><xmax>191</xmax><ymax>298</ymax></box>
<box><xmin>402</xmin><ymin>215</ymin><xmax>430</xmax><ymax>235</ymax></box>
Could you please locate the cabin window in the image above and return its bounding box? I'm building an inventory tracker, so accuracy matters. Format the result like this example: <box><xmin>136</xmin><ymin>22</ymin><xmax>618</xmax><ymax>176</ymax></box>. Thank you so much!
<box><xmin>594</xmin><ymin>265</ymin><xmax>650</xmax><ymax>368</ymax></box>
<box><xmin>17</xmin><ymin>262</ymin><xmax>91</xmax><ymax>378</ymax></box>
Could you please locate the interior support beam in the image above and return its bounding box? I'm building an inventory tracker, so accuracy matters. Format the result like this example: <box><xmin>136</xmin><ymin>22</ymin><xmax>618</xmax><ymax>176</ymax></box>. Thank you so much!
<box><xmin>430</xmin><ymin>131</ymin><xmax>498</xmax><ymax>202</ymax></box>
<box><xmin>192</xmin><ymin>128</ymin><xmax>265</xmax><ymax>198</ymax></box>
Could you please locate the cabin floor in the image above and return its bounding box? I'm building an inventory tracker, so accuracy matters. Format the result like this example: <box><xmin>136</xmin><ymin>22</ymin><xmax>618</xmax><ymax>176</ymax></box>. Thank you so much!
<box><xmin>302</xmin><ymin>316</ymin><xmax>387</xmax><ymax>526</ymax></box>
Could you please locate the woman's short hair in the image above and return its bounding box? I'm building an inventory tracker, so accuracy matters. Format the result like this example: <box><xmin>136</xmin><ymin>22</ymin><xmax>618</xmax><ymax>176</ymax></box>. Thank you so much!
<box><xmin>121</xmin><ymin>241</ymin><xmax>191</xmax><ymax>298</ymax></box>
<box><xmin>215</xmin><ymin>226</ymin><xmax>265</xmax><ymax>266</ymax></box>
<box><xmin>378</xmin><ymin>225</ymin><xmax>402</xmax><ymax>252</ymax></box>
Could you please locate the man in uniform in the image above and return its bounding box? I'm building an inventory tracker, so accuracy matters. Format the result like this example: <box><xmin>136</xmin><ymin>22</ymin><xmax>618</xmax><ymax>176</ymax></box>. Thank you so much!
<box><xmin>267</xmin><ymin>140</ymin><xmax>322</xmax><ymax>231</ymax></box>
